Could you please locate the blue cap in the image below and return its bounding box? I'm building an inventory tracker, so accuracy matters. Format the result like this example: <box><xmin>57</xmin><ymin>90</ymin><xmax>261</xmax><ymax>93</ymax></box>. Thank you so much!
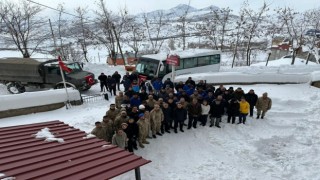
<box><xmin>139</xmin><ymin>113</ymin><xmax>144</xmax><ymax>118</ymax></box>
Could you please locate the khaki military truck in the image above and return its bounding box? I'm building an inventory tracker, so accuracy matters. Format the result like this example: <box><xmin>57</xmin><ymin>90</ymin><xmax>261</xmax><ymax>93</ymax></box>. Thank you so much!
<box><xmin>0</xmin><ymin>58</ymin><xmax>97</xmax><ymax>94</ymax></box>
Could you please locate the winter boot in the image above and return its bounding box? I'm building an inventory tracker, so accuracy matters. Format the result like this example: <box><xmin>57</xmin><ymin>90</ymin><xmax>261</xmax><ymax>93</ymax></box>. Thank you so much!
<box><xmin>256</xmin><ymin>115</ymin><xmax>260</xmax><ymax>119</ymax></box>
<box><xmin>139</xmin><ymin>143</ymin><xmax>145</xmax><ymax>148</ymax></box>
<box><xmin>261</xmin><ymin>116</ymin><xmax>264</xmax><ymax>119</ymax></box>
<box><xmin>142</xmin><ymin>140</ymin><xmax>150</xmax><ymax>144</ymax></box>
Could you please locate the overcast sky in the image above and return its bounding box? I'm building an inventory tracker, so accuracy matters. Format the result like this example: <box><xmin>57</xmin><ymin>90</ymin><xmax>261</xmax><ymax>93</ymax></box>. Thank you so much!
<box><xmin>26</xmin><ymin>0</ymin><xmax>318</xmax><ymax>16</ymax></box>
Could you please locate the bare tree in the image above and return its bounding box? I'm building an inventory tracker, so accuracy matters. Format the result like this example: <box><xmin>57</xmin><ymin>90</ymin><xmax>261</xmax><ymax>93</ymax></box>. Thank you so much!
<box><xmin>176</xmin><ymin>2</ymin><xmax>191</xmax><ymax>50</ymax></box>
<box><xmin>303</xmin><ymin>8</ymin><xmax>320</xmax><ymax>64</ymax></box>
<box><xmin>0</xmin><ymin>0</ymin><xmax>47</xmax><ymax>58</ymax></box>
<box><xmin>56</xmin><ymin>4</ymin><xmax>69</xmax><ymax>60</ymax></box>
<box><xmin>143</xmin><ymin>11</ymin><xmax>168</xmax><ymax>53</ymax></box>
<box><xmin>242</xmin><ymin>1</ymin><xmax>269</xmax><ymax>65</ymax></box>
<box><xmin>73</xmin><ymin>7</ymin><xmax>90</xmax><ymax>62</ymax></box>
<box><xmin>231</xmin><ymin>10</ymin><xmax>246</xmax><ymax>68</ymax></box>
<box><xmin>212</xmin><ymin>7</ymin><xmax>232</xmax><ymax>51</ymax></box>
<box><xmin>196</xmin><ymin>18</ymin><xmax>218</xmax><ymax>49</ymax></box>
<box><xmin>123</xmin><ymin>17</ymin><xmax>145</xmax><ymax>58</ymax></box>
<box><xmin>277</xmin><ymin>7</ymin><xmax>308</xmax><ymax>65</ymax></box>
<box><xmin>94</xmin><ymin>0</ymin><xmax>117</xmax><ymax>64</ymax></box>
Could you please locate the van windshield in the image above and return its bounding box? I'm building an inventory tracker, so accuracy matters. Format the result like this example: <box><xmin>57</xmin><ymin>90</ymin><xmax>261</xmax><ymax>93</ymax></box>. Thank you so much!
<box><xmin>136</xmin><ymin>58</ymin><xmax>159</xmax><ymax>77</ymax></box>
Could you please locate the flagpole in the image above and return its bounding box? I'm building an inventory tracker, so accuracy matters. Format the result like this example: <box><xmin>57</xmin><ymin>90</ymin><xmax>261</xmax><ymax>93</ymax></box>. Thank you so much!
<box><xmin>49</xmin><ymin>19</ymin><xmax>70</xmax><ymax>109</ymax></box>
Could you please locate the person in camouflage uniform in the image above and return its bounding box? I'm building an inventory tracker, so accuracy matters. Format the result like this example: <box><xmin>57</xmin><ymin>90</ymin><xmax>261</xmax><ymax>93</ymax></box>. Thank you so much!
<box><xmin>106</xmin><ymin>104</ymin><xmax>120</xmax><ymax>122</ymax></box>
<box><xmin>256</xmin><ymin>92</ymin><xmax>272</xmax><ymax>119</ymax></box>
<box><xmin>101</xmin><ymin>116</ymin><xmax>115</xmax><ymax>142</ymax></box>
<box><xmin>114</xmin><ymin>110</ymin><xmax>129</xmax><ymax>130</ymax></box>
<box><xmin>115</xmin><ymin>92</ymin><xmax>124</xmax><ymax>109</ymax></box>
<box><xmin>91</xmin><ymin>122</ymin><xmax>107</xmax><ymax>141</ymax></box>
<box><xmin>137</xmin><ymin>113</ymin><xmax>149</xmax><ymax>148</ymax></box>
<box><xmin>150</xmin><ymin>104</ymin><xmax>164</xmax><ymax>138</ymax></box>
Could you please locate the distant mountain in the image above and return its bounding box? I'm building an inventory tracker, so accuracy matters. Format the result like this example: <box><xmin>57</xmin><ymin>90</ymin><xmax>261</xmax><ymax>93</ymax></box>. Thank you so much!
<box><xmin>135</xmin><ymin>4</ymin><xmax>220</xmax><ymax>20</ymax></box>
<box><xmin>198</xmin><ymin>5</ymin><xmax>219</xmax><ymax>11</ymax></box>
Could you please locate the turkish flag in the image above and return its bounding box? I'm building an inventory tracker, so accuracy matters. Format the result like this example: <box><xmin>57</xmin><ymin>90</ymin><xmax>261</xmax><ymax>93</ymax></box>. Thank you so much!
<box><xmin>58</xmin><ymin>56</ymin><xmax>72</xmax><ymax>73</ymax></box>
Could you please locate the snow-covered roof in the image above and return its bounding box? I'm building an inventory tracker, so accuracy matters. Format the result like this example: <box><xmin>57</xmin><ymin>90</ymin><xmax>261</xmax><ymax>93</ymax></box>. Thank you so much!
<box><xmin>142</xmin><ymin>49</ymin><xmax>221</xmax><ymax>61</ymax></box>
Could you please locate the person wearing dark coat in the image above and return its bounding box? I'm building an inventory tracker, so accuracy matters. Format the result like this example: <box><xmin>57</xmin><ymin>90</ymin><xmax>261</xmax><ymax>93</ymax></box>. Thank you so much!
<box><xmin>227</xmin><ymin>98</ymin><xmax>240</xmax><ymax>124</ymax></box>
<box><xmin>214</xmin><ymin>85</ymin><xmax>225</xmax><ymax>96</ymax></box>
<box><xmin>175</xmin><ymin>81</ymin><xmax>184</xmax><ymax>92</ymax></box>
<box><xmin>245</xmin><ymin>89</ymin><xmax>258</xmax><ymax>117</ymax></box>
<box><xmin>121</xmin><ymin>75</ymin><xmax>131</xmax><ymax>92</ymax></box>
<box><xmin>98</xmin><ymin>73</ymin><xmax>108</xmax><ymax>92</ymax></box>
<box><xmin>106</xmin><ymin>75</ymin><xmax>117</xmax><ymax>96</ymax></box>
<box><xmin>196</xmin><ymin>80</ymin><xmax>207</xmax><ymax>90</ymax></box>
<box><xmin>163</xmin><ymin>78</ymin><xmax>174</xmax><ymax>89</ymax></box>
<box><xmin>128</xmin><ymin>106</ymin><xmax>140</xmax><ymax>122</ymax></box>
<box><xmin>186</xmin><ymin>98</ymin><xmax>202</xmax><ymax>129</ymax></box>
<box><xmin>125</xmin><ymin>87</ymin><xmax>135</xmax><ymax>99</ymax></box>
<box><xmin>209</xmin><ymin>95</ymin><xmax>225</xmax><ymax>128</ymax></box>
<box><xmin>129</xmin><ymin>71</ymin><xmax>138</xmax><ymax>82</ymax></box>
<box><xmin>161</xmin><ymin>102</ymin><xmax>172</xmax><ymax>133</ymax></box>
<box><xmin>139</xmin><ymin>88</ymin><xmax>149</xmax><ymax>101</ymax></box>
<box><xmin>112</xmin><ymin>71</ymin><xmax>122</xmax><ymax>91</ymax></box>
<box><xmin>233</xmin><ymin>87</ymin><xmax>245</xmax><ymax>101</ymax></box>
<box><xmin>173</xmin><ymin>102</ymin><xmax>187</xmax><ymax>133</ymax></box>
<box><xmin>158</xmin><ymin>88</ymin><xmax>168</xmax><ymax>100</ymax></box>
<box><xmin>123</xmin><ymin>119</ymin><xmax>139</xmax><ymax>152</ymax></box>
<box><xmin>185</xmin><ymin>77</ymin><xmax>196</xmax><ymax>87</ymax></box>
<box><xmin>204</xmin><ymin>91</ymin><xmax>215</xmax><ymax>104</ymax></box>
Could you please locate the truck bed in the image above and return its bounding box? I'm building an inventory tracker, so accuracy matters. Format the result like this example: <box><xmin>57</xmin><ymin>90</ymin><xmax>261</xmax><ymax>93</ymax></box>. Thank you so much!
<box><xmin>0</xmin><ymin>58</ymin><xmax>44</xmax><ymax>83</ymax></box>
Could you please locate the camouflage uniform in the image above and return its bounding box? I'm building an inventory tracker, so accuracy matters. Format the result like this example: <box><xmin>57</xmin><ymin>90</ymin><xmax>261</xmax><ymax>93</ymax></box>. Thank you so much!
<box><xmin>91</xmin><ymin>127</ymin><xmax>107</xmax><ymax>141</ymax></box>
<box><xmin>137</xmin><ymin>117</ymin><xmax>149</xmax><ymax>147</ymax></box>
<box><xmin>115</xmin><ymin>95</ymin><xmax>124</xmax><ymax>109</ymax></box>
<box><xmin>106</xmin><ymin>108</ymin><xmax>120</xmax><ymax>121</ymax></box>
<box><xmin>101</xmin><ymin>119</ymin><xmax>115</xmax><ymax>142</ymax></box>
<box><xmin>150</xmin><ymin>108</ymin><xmax>164</xmax><ymax>135</ymax></box>
<box><xmin>114</xmin><ymin>113</ymin><xmax>129</xmax><ymax>130</ymax></box>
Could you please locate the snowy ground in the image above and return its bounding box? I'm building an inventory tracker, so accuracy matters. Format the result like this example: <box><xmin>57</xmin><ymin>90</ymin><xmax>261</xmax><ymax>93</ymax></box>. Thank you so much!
<box><xmin>1</xmin><ymin>56</ymin><xmax>320</xmax><ymax>179</ymax></box>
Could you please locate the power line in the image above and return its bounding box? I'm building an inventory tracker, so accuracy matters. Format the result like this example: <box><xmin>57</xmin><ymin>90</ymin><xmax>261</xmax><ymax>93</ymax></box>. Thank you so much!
<box><xmin>26</xmin><ymin>0</ymin><xmax>81</xmax><ymax>19</ymax></box>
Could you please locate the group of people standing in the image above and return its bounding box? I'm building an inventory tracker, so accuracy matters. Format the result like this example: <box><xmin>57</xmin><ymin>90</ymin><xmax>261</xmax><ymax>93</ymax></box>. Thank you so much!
<box><xmin>91</xmin><ymin>72</ymin><xmax>272</xmax><ymax>153</ymax></box>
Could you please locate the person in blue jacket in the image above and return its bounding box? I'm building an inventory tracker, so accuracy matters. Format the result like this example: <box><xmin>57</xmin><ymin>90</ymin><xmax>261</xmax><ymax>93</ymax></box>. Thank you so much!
<box><xmin>130</xmin><ymin>93</ymin><xmax>141</xmax><ymax>107</ymax></box>
<box><xmin>152</xmin><ymin>78</ymin><xmax>163</xmax><ymax>95</ymax></box>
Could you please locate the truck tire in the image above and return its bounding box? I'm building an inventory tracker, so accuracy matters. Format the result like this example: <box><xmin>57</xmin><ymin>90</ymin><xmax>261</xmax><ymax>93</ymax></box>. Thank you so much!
<box><xmin>54</xmin><ymin>82</ymin><xmax>76</xmax><ymax>90</ymax></box>
<box><xmin>7</xmin><ymin>82</ymin><xmax>26</xmax><ymax>94</ymax></box>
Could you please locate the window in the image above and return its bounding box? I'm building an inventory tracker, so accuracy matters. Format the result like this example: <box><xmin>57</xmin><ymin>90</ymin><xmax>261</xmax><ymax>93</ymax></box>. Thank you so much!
<box><xmin>168</xmin><ymin>59</ymin><xmax>183</xmax><ymax>71</ymax></box>
<box><xmin>183</xmin><ymin>58</ymin><xmax>197</xmax><ymax>69</ymax></box>
<box><xmin>197</xmin><ymin>56</ymin><xmax>210</xmax><ymax>66</ymax></box>
<box><xmin>209</xmin><ymin>54</ymin><xmax>220</xmax><ymax>64</ymax></box>
<box><xmin>136</xmin><ymin>58</ymin><xmax>159</xmax><ymax>75</ymax></box>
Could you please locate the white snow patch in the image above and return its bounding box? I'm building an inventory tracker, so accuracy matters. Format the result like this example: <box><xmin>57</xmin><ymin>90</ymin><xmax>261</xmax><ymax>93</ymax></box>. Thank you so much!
<box><xmin>174</xmin><ymin>71</ymin><xmax>312</xmax><ymax>84</ymax></box>
<box><xmin>252</xmin><ymin>57</ymin><xmax>317</xmax><ymax>66</ymax></box>
<box><xmin>1</xmin><ymin>177</ymin><xmax>16</xmax><ymax>180</ymax></box>
<box><xmin>102</xmin><ymin>145</ymin><xmax>113</xmax><ymax>148</ymax></box>
<box><xmin>34</xmin><ymin>128</ymin><xmax>64</xmax><ymax>143</ymax></box>
<box><xmin>83</xmin><ymin>134</ymin><xmax>96</xmax><ymax>139</ymax></box>
<box><xmin>0</xmin><ymin>88</ymin><xmax>81</xmax><ymax>111</ymax></box>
